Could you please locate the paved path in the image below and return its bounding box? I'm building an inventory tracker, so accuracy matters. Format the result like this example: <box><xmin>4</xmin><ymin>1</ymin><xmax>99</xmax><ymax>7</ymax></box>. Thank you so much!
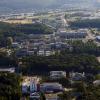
<box><xmin>45</xmin><ymin>93</ymin><xmax>58</xmax><ymax>100</ymax></box>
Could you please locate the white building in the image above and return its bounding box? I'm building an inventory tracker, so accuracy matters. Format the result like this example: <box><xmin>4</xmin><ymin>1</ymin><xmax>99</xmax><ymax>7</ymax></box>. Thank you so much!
<box><xmin>12</xmin><ymin>42</ymin><xmax>21</xmax><ymax>48</ymax></box>
<box><xmin>93</xmin><ymin>80</ymin><xmax>100</xmax><ymax>86</ymax></box>
<box><xmin>37</xmin><ymin>50</ymin><xmax>45</xmax><ymax>56</ymax></box>
<box><xmin>27</xmin><ymin>50</ymin><xmax>34</xmax><ymax>56</ymax></box>
<box><xmin>45</xmin><ymin>51</ymin><xmax>52</xmax><ymax>56</ymax></box>
<box><xmin>50</xmin><ymin>71</ymin><xmax>66</xmax><ymax>80</ymax></box>
<box><xmin>0</xmin><ymin>68</ymin><xmax>15</xmax><ymax>73</ymax></box>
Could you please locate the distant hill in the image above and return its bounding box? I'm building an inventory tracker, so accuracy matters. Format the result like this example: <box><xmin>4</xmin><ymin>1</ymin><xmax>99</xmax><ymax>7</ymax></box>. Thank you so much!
<box><xmin>0</xmin><ymin>22</ymin><xmax>53</xmax><ymax>37</ymax></box>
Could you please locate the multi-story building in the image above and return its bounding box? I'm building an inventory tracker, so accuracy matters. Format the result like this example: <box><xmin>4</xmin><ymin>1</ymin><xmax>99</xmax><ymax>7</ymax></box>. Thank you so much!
<box><xmin>50</xmin><ymin>71</ymin><xmax>66</xmax><ymax>80</ymax></box>
<box><xmin>58</xmin><ymin>30</ymin><xmax>87</xmax><ymax>39</ymax></box>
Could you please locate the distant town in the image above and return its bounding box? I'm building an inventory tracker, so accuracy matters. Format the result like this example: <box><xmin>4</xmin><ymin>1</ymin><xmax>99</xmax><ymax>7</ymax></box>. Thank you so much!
<box><xmin>0</xmin><ymin>8</ymin><xmax>100</xmax><ymax>100</ymax></box>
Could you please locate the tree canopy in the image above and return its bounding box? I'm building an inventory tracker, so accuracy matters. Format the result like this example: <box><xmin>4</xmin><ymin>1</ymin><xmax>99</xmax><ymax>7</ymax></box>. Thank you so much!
<box><xmin>69</xmin><ymin>19</ymin><xmax>100</xmax><ymax>28</ymax></box>
<box><xmin>0</xmin><ymin>22</ymin><xmax>53</xmax><ymax>37</ymax></box>
<box><xmin>0</xmin><ymin>73</ymin><xmax>21</xmax><ymax>100</ymax></box>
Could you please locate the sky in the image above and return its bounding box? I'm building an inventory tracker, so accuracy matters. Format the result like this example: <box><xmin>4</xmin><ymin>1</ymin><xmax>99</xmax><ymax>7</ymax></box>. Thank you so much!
<box><xmin>0</xmin><ymin>0</ymin><xmax>100</xmax><ymax>13</ymax></box>
<box><xmin>0</xmin><ymin>0</ymin><xmax>56</xmax><ymax>6</ymax></box>
<box><xmin>0</xmin><ymin>0</ymin><xmax>96</xmax><ymax>6</ymax></box>
<box><xmin>0</xmin><ymin>0</ymin><xmax>100</xmax><ymax>5</ymax></box>
<box><xmin>0</xmin><ymin>0</ymin><xmax>100</xmax><ymax>6</ymax></box>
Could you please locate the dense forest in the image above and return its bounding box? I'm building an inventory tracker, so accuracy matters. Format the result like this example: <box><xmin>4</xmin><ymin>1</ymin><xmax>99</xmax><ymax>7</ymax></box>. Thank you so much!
<box><xmin>19</xmin><ymin>40</ymin><xmax>100</xmax><ymax>75</ymax></box>
<box><xmin>62</xmin><ymin>40</ymin><xmax>100</xmax><ymax>56</ymax></box>
<box><xmin>69</xmin><ymin>19</ymin><xmax>100</xmax><ymax>28</ymax></box>
<box><xmin>0</xmin><ymin>52</ymin><xmax>17</xmax><ymax>67</ymax></box>
<box><xmin>0</xmin><ymin>22</ymin><xmax>53</xmax><ymax>37</ymax></box>
<box><xmin>0</xmin><ymin>73</ymin><xmax>21</xmax><ymax>100</ymax></box>
<box><xmin>58</xmin><ymin>83</ymin><xmax>100</xmax><ymax>100</ymax></box>
<box><xmin>20</xmin><ymin>54</ymin><xmax>100</xmax><ymax>75</ymax></box>
<box><xmin>0</xmin><ymin>22</ymin><xmax>53</xmax><ymax>47</ymax></box>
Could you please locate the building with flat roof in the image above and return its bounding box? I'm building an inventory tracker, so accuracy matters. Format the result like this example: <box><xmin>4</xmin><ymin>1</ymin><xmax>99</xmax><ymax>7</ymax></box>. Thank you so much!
<box><xmin>50</xmin><ymin>71</ymin><xmax>66</xmax><ymax>80</ymax></box>
<box><xmin>58</xmin><ymin>30</ymin><xmax>87</xmax><ymax>39</ymax></box>
<box><xmin>0</xmin><ymin>68</ymin><xmax>15</xmax><ymax>73</ymax></box>
<box><xmin>40</xmin><ymin>82</ymin><xmax>63</xmax><ymax>93</ymax></box>
<box><xmin>69</xmin><ymin>72</ymin><xmax>85</xmax><ymax>84</ymax></box>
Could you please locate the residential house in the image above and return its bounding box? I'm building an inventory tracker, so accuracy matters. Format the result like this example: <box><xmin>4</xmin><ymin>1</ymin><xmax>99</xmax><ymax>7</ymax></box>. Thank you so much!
<box><xmin>50</xmin><ymin>71</ymin><xmax>66</xmax><ymax>80</ymax></box>
<box><xmin>69</xmin><ymin>72</ymin><xmax>85</xmax><ymax>84</ymax></box>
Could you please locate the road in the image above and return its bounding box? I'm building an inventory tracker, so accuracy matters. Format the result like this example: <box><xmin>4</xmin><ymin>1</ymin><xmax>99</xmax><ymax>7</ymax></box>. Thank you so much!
<box><xmin>86</xmin><ymin>30</ymin><xmax>95</xmax><ymax>40</ymax></box>
<box><xmin>61</xmin><ymin>14</ymin><xmax>69</xmax><ymax>27</ymax></box>
<box><xmin>84</xmin><ymin>29</ymin><xmax>100</xmax><ymax>47</ymax></box>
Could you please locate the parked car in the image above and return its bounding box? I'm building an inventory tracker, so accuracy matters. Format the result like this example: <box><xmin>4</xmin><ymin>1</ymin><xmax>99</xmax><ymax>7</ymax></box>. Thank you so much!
<box><xmin>30</xmin><ymin>92</ymin><xmax>40</xmax><ymax>100</ymax></box>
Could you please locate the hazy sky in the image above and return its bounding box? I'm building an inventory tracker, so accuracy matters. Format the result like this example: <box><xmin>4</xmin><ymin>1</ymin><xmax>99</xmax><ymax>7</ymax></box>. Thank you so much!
<box><xmin>0</xmin><ymin>0</ymin><xmax>100</xmax><ymax>9</ymax></box>
<box><xmin>0</xmin><ymin>0</ymin><xmax>98</xmax><ymax>5</ymax></box>
<box><xmin>0</xmin><ymin>0</ymin><xmax>56</xmax><ymax>5</ymax></box>
<box><xmin>0</xmin><ymin>0</ymin><xmax>99</xmax><ymax>4</ymax></box>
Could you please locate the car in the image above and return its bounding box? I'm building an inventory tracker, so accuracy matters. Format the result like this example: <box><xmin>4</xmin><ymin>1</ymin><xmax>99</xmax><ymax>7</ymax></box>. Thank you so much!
<box><xmin>30</xmin><ymin>92</ymin><xmax>40</xmax><ymax>99</ymax></box>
